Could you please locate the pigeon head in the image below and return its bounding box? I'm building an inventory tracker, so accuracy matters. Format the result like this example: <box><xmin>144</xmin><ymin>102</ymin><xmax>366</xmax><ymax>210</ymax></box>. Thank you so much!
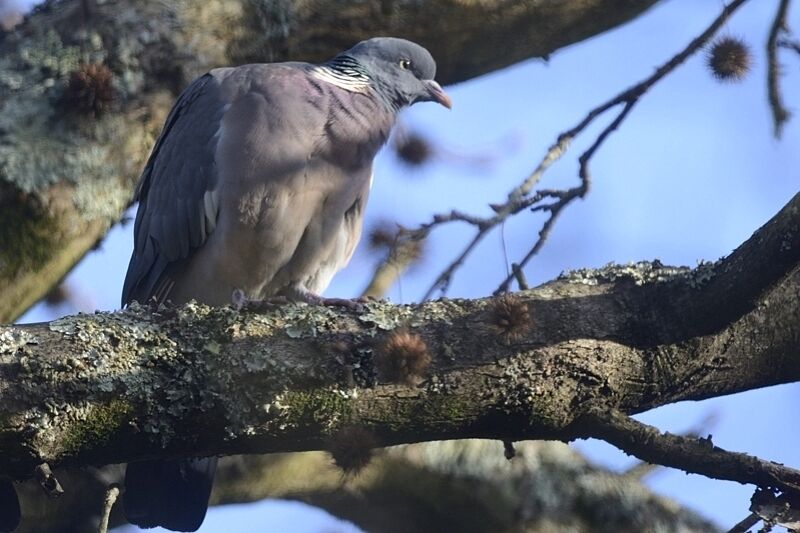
<box><xmin>339</xmin><ymin>37</ymin><xmax>452</xmax><ymax>111</ymax></box>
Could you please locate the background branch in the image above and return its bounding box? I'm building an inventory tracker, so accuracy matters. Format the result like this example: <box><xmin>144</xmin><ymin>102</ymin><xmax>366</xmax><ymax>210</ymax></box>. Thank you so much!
<box><xmin>767</xmin><ymin>0</ymin><xmax>793</xmax><ymax>137</ymax></box>
<box><xmin>10</xmin><ymin>441</ymin><xmax>723</xmax><ymax>532</ymax></box>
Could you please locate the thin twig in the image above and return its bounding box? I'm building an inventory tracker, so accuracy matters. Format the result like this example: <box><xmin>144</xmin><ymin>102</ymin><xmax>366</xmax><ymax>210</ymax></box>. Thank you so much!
<box><xmin>727</xmin><ymin>512</ymin><xmax>761</xmax><ymax>533</ymax></box>
<box><xmin>97</xmin><ymin>484</ymin><xmax>120</xmax><ymax>533</ymax></box>
<box><xmin>385</xmin><ymin>0</ymin><xmax>750</xmax><ymax>300</ymax></box>
<box><xmin>503</xmin><ymin>440</ymin><xmax>516</xmax><ymax>460</ymax></box>
<box><xmin>778</xmin><ymin>38</ymin><xmax>800</xmax><ymax>55</ymax></box>
<box><xmin>511</xmin><ymin>263</ymin><xmax>529</xmax><ymax>290</ymax></box>
<box><xmin>622</xmin><ymin>412</ymin><xmax>719</xmax><ymax>480</ymax></box>
<box><xmin>581</xmin><ymin>408</ymin><xmax>800</xmax><ymax>497</ymax></box>
<box><xmin>34</xmin><ymin>463</ymin><xmax>63</xmax><ymax>499</ymax></box>
<box><xmin>767</xmin><ymin>0</ymin><xmax>792</xmax><ymax>138</ymax></box>
<box><xmin>494</xmin><ymin>196</ymin><xmax>573</xmax><ymax>295</ymax></box>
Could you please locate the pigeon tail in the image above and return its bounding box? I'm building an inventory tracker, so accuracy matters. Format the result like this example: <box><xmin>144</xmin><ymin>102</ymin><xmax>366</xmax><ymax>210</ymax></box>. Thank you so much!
<box><xmin>0</xmin><ymin>481</ymin><xmax>20</xmax><ymax>533</ymax></box>
<box><xmin>124</xmin><ymin>457</ymin><xmax>217</xmax><ymax>532</ymax></box>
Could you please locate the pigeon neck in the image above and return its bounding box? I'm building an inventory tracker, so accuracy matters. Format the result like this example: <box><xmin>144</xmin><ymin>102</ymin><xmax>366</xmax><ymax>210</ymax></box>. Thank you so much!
<box><xmin>311</xmin><ymin>55</ymin><xmax>372</xmax><ymax>93</ymax></box>
<box><xmin>313</xmin><ymin>55</ymin><xmax>400</xmax><ymax>113</ymax></box>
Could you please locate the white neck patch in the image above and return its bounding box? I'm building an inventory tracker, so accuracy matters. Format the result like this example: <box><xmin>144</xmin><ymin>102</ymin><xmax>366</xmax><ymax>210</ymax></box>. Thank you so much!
<box><xmin>310</xmin><ymin>66</ymin><xmax>372</xmax><ymax>93</ymax></box>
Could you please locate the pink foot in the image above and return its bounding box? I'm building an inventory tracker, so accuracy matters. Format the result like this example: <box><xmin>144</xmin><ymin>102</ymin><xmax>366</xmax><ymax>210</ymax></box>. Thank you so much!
<box><xmin>232</xmin><ymin>288</ymin><xmax>365</xmax><ymax>312</ymax></box>
<box><xmin>282</xmin><ymin>289</ymin><xmax>366</xmax><ymax>312</ymax></box>
<box><xmin>230</xmin><ymin>288</ymin><xmax>289</xmax><ymax>312</ymax></box>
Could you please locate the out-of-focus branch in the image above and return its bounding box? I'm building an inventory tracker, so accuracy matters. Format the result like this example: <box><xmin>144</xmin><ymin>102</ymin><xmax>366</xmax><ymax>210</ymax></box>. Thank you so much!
<box><xmin>767</xmin><ymin>0</ymin><xmax>793</xmax><ymax>138</ymax></box>
<box><xmin>96</xmin><ymin>484</ymin><xmax>118</xmax><ymax>533</ymax></box>
<box><xmin>374</xmin><ymin>0</ymin><xmax>749</xmax><ymax>300</ymax></box>
<box><xmin>12</xmin><ymin>441</ymin><xmax>722</xmax><ymax>532</ymax></box>
<box><xmin>779</xmin><ymin>38</ymin><xmax>800</xmax><ymax>55</ymax></box>
<box><xmin>361</xmin><ymin>222</ymin><xmax>424</xmax><ymax>299</ymax></box>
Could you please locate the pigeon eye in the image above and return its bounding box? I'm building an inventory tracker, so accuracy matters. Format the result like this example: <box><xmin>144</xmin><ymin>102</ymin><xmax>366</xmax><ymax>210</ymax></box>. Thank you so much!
<box><xmin>399</xmin><ymin>59</ymin><xmax>412</xmax><ymax>70</ymax></box>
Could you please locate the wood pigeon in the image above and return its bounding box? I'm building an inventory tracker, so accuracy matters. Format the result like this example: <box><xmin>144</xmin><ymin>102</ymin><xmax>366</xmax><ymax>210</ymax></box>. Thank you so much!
<box><xmin>121</xmin><ymin>37</ymin><xmax>450</xmax><ymax>531</ymax></box>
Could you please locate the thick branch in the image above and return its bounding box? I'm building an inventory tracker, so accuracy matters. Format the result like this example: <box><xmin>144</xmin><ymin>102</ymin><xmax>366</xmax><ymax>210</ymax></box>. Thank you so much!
<box><xmin>0</xmin><ymin>0</ymin><xmax>660</xmax><ymax>323</ymax></box>
<box><xmin>0</xmin><ymin>193</ymin><xmax>798</xmax><ymax>484</ymax></box>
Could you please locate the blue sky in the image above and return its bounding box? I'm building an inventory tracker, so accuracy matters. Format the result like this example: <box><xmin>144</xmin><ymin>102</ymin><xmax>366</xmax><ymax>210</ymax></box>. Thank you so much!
<box><xmin>17</xmin><ymin>0</ymin><xmax>800</xmax><ymax>531</ymax></box>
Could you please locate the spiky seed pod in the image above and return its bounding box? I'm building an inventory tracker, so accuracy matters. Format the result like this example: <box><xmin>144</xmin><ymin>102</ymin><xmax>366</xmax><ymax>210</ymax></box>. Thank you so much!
<box><xmin>43</xmin><ymin>284</ymin><xmax>70</xmax><ymax>307</ymax></box>
<box><xmin>395</xmin><ymin>133</ymin><xmax>432</xmax><ymax>166</ymax></box>
<box><xmin>375</xmin><ymin>330</ymin><xmax>431</xmax><ymax>385</ymax></box>
<box><xmin>489</xmin><ymin>294</ymin><xmax>531</xmax><ymax>343</ymax></box>
<box><xmin>707</xmin><ymin>37</ymin><xmax>752</xmax><ymax>82</ymax></box>
<box><xmin>328</xmin><ymin>425</ymin><xmax>378</xmax><ymax>475</ymax></box>
<box><xmin>367</xmin><ymin>220</ymin><xmax>425</xmax><ymax>267</ymax></box>
<box><xmin>367</xmin><ymin>220</ymin><xmax>397</xmax><ymax>251</ymax></box>
<box><xmin>61</xmin><ymin>63</ymin><xmax>115</xmax><ymax>115</ymax></box>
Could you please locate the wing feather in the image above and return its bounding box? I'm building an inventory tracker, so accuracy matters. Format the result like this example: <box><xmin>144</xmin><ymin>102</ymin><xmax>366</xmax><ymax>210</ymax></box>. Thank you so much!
<box><xmin>121</xmin><ymin>72</ymin><xmax>227</xmax><ymax>306</ymax></box>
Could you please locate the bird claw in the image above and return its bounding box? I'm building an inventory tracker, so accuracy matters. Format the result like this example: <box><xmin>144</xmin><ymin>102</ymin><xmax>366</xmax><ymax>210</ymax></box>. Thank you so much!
<box><xmin>230</xmin><ymin>289</ymin><xmax>288</xmax><ymax>312</ymax></box>
<box><xmin>231</xmin><ymin>288</ymin><xmax>248</xmax><ymax>311</ymax></box>
<box><xmin>284</xmin><ymin>289</ymin><xmax>366</xmax><ymax>312</ymax></box>
<box><xmin>231</xmin><ymin>288</ymin><xmax>363</xmax><ymax>312</ymax></box>
<box><xmin>316</xmin><ymin>296</ymin><xmax>366</xmax><ymax>312</ymax></box>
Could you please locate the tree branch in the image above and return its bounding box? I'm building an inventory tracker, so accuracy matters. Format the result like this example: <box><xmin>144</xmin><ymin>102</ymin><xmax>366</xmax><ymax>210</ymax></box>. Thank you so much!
<box><xmin>767</xmin><ymin>0</ymin><xmax>793</xmax><ymax>138</ymax></box>
<box><xmin>580</xmin><ymin>408</ymin><xmax>800</xmax><ymax>497</ymax></box>
<box><xmin>10</xmin><ymin>441</ymin><xmax>722</xmax><ymax>532</ymax></box>
<box><xmin>0</xmin><ymin>192</ymin><xmax>797</xmax><ymax>484</ymax></box>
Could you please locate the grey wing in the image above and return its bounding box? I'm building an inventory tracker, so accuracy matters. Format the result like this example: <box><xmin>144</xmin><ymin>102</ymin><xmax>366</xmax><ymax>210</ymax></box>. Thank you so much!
<box><xmin>121</xmin><ymin>73</ymin><xmax>226</xmax><ymax>306</ymax></box>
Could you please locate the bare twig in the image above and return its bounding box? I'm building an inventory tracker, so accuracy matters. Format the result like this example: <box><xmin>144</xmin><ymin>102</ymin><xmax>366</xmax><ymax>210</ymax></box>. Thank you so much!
<box><xmin>779</xmin><ymin>38</ymin><xmax>800</xmax><ymax>55</ymax></box>
<box><xmin>511</xmin><ymin>263</ymin><xmax>529</xmax><ymax>290</ymax></box>
<box><xmin>503</xmin><ymin>440</ymin><xmax>516</xmax><ymax>460</ymax></box>
<box><xmin>34</xmin><ymin>464</ymin><xmax>63</xmax><ymax>499</ymax></box>
<box><xmin>387</xmin><ymin>0</ymin><xmax>749</xmax><ymax>300</ymax></box>
<box><xmin>581</xmin><ymin>408</ymin><xmax>800</xmax><ymax>497</ymax></box>
<box><xmin>622</xmin><ymin>412</ymin><xmax>719</xmax><ymax>480</ymax></box>
<box><xmin>727</xmin><ymin>512</ymin><xmax>761</xmax><ymax>533</ymax></box>
<box><xmin>767</xmin><ymin>0</ymin><xmax>792</xmax><ymax>137</ymax></box>
<box><xmin>494</xmin><ymin>195</ymin><xmax>575</xmax><ymax>295</ymax></box>
<box><xmin>97</xmin><ymin>484</ymin><xmax>120</xmax><ymax>533</ymax></box>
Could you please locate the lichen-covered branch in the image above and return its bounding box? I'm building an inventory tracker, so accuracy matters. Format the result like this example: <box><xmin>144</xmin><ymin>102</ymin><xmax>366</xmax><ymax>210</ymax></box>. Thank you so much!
<box><xmin>0</xmin><ymin>192</ymin><xmax>797</xmax><ymax>486</ymax></box>
<box><xmin>0</xmin><ymin>0</ymin><xmax>661</xmax><ymax>323</ymax></box>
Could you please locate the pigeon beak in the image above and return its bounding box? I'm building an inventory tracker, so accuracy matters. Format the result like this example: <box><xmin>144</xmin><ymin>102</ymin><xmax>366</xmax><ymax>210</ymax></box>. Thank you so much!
<box><xmin>424</xmin><ymin>80</ymin><xmax>452</xmax><ymax>109</ymax></box>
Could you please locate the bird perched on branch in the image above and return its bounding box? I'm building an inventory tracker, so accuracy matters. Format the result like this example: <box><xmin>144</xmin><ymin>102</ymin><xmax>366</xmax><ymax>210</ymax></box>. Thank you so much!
<box><xmin>120</xmin><ymin>37</ymin><xmax>450</xmax><ymax>531</ymax></box>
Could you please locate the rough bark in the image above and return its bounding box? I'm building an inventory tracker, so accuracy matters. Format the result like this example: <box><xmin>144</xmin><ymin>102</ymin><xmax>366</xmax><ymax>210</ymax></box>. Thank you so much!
<box><xmin>0</xmin><ymin>191</ymin><xmax>797</xmax><ymax>479</ymax></box>
<box><xmin>2</xmin><ymin>195</ymin><xmax>797</xmax><ymax>533</ymax></box>
<box><xmin>0</xmin><ymin>0</ymin><xmax>660</xmax><ymax>323</ymax></box>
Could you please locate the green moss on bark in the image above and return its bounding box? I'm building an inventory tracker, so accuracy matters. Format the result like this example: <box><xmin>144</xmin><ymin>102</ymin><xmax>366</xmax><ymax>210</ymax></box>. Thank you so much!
<box><xmin>279</xmin><ymin>389</ymin><xmax>353</xmax><ymax>431</ymax></box>
<box><xmin>58</xmin><ymin>400</ymin><xmax>133</xmax><ymax>458</ymax></box>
